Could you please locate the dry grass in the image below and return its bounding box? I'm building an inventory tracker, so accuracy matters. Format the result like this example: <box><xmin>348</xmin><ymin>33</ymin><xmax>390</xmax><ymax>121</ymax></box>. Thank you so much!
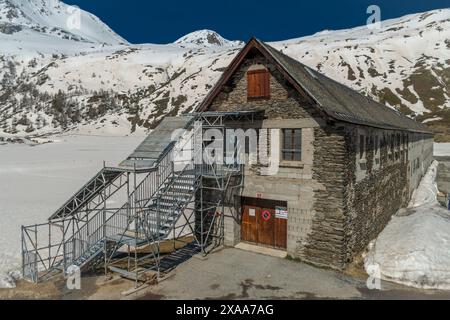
<box><xmin>0</xmin><ymin>277</ymin><xmax>63</xmax><ymax>300</ymax></box>
<box><xmin>343</xmin><ymin>254</ymin><xmax>369</xmax><ymax>280</ymax></box>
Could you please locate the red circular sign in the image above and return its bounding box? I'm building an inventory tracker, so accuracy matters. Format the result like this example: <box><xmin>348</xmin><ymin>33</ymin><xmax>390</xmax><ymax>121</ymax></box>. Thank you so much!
<box><xmin>262</xmin><ymin>210</ymin><xmax>271</xmax><ymax>222</ymax></box>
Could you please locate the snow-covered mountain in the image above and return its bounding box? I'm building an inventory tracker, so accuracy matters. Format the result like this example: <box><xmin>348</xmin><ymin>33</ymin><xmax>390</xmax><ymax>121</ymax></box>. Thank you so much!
<box><xmin>0</xmin><ymin>0</ymin><xmax>127</xmax><ymax>57</ymax></box>
<box><xmin>273</xmin><ymin>9</ymin><xmax>450</xmax><ymax>122</ymax></box>
<box><xmin>175</xmin><ymin>29</ymin><xmax>243</xmax><ymax>48</ymax></box>
<box><xmin>0</xmin><ymin>1</ymin><xmax>449</xmax><ymax>140</ymax></box>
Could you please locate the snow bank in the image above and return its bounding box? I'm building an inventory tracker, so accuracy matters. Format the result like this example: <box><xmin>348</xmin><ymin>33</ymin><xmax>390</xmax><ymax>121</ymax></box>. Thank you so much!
<box><xmin>365</xmin><ymin>161</ymin><xmax>450</xmax><ymax>290</ymax></box>
<box><xmin>0</xmin><ymin>135</ymin><xmax>143</xmax><ymax>288</ymax></box>
<box><xmin>435</xmin><ymin>143</ymin><xmax>450</xmax><ymax>157</ymax></box>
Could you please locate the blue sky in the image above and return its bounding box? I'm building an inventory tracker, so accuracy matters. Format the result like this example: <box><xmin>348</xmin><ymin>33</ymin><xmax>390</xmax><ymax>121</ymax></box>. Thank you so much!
<box><xmin>65</xmin><ymin>0</ymin><xmax>449</xmax><ymax>44</ymax></box>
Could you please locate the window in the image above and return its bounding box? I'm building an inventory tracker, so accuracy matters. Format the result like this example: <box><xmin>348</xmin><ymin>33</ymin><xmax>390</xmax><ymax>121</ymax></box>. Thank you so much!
<box><xmin>282</xmin><ymin>129</ymin><xmax>302</xmax><ymax>161</ymax></box>
<box><xmin>359</xmin><ymin>135</ymin><xmax>365</xmax><ymax>159</ymax></box>
<box><xmin>390</xmin><ymin>135</ymin><xmax>395</xmax><ymax>160</ymax></box>
<box><xmin>247</xmin><ymin>69</ymin><xmax>270</xmax><ymax>99</ymax></box>
<box><xmin>375</xmin><ymin>136</ymin><xmax>379</xmax><ymax>155</ymax></box>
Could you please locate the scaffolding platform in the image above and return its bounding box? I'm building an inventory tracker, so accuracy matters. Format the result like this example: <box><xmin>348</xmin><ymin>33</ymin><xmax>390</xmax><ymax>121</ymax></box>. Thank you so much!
<box><xmin>21</xmin><ymin>111</ymin><xmax>259</xmax><ymax>286</ymax></box>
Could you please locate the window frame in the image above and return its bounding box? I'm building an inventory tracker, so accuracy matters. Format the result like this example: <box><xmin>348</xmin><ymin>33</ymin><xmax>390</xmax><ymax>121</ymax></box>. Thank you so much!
<box><xmin>281</xmin><ymin>129</ymin><xmax>302</xmax><ymax>162</ymax></box>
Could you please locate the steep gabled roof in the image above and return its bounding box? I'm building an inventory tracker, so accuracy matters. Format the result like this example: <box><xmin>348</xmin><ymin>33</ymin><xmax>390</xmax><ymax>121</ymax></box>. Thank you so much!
<box><xmin>198</xmin><ymin>38</ymin><xmax>432</xmax><ymax>134</ymax></box>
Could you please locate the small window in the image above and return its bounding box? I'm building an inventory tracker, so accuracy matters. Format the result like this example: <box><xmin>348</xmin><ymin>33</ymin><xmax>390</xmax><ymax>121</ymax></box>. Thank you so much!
<box><xmin>359</xmin><ymin>135</ymin><xmax>365</xmax><ymax>159</ymax></box>
<box><xmin>390</xmin><ymin>135</ymin><xmax>395</xmax><ymax>158</ymax></box>
<box><xmin>247</xmin><ymin>69</ymin><xmax>270</xmax><ymax>99</ymax></box>
<box><xmin>375</xmin><ymin>136</ymin><xmax>379</xmax><ymax>155</ymax></box>
<box><xmin>282</xmin><ymin>129</ymin><xmax>302</xmax><ymax>161</ymax></box>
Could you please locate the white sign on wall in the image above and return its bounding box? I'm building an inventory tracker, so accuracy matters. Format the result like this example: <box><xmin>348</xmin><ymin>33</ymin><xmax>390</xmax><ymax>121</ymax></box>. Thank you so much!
<box><xmin>275</xmin><ymin>207</ymin><xmax>288</xmax><ymax>220</ymax></box>
<box><xmin>249</xmin><ymin>208</ymin><xmax>256</xmax><ymax>217</ymax></box>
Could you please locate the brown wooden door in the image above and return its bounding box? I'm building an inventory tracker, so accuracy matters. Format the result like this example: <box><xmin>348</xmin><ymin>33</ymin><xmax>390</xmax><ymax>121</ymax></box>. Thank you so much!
<box><xmin>257</xmin><ymin>207</ymin><xmax>276</xmax><ymax>247</ymax></box>
<box><xmin>274</xmin><ymin>211</ymin><xmax>288</xmax><ymax>249</ymax></box>
<box><xmin>241</xmin><ymin>198</ymin><xmax>287</xmax><ymax>250</ymax></box>
<box><xmin>242</xmin><ymin>205</ymin><xmax>259</xmax><ymax>244</ymax></box>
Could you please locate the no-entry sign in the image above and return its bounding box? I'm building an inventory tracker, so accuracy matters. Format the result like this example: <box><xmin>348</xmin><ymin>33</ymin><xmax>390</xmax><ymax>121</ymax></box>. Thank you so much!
<box><xmin>262</xmin><ymin>210</ymin><xmax>271</xmax><ymax>221</ymax></box>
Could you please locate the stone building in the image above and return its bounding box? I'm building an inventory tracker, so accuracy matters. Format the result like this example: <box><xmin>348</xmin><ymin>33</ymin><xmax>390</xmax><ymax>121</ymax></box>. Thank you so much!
<box><xmin>196</xmin><ymin>38</ymin><xmax>434</xmax><ymax>270</ymax></box>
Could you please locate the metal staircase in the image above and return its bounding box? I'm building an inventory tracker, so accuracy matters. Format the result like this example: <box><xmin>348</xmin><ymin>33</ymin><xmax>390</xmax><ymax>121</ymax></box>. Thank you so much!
<box><xmin>65</xmin><ymin>146</ymin><xmax>199</xmax><ymax>276</ymax></box>
<box><xmin>70</xmin><ymin>240</ymin><xmax>117</xmax><ymax>272</ymax></box>
<box><xmin>21</xmin><ymin>117</ymin><xmax>205</xmax><ymax>284</ymax></box>
<box><xmin>21</xmin><ymin>112</ymin><xmax>250</xmax><ymax>286</ymax></box>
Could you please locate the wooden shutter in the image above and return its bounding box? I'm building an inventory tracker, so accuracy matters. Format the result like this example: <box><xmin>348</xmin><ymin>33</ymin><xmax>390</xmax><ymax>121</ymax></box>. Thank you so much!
<box><xmin>247</xmin><ymin>69</ymin><xmax>270</xmax><ymax>99</ymax></box>
<box><xmin>247</xmin><ymin>72</ymin><xmax>257</xmax><ymax>97</ymax></box>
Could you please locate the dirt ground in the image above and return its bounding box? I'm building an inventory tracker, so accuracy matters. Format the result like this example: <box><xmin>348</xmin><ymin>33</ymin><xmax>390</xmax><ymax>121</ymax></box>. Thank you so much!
<box><xmin>2</xmin><ymin>247</ymin><xmax>450</xmax><ymax>300</ymax></box>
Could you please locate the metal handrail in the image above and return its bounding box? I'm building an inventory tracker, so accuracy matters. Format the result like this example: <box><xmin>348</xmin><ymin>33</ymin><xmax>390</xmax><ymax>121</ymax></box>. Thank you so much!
<box><xmin>63</xmin><ymin>126</ymin><xmax>199</xmax><ymax>267</ymax></box>
<box><xmin>66</xmin><ymin>156</ymin><xmax>172</xmax><ymax>266</ymax></box>
<box><xmin>49</xmin><ymin>168</ymin><xmax>125</xmax><ymax>221</ymax></box>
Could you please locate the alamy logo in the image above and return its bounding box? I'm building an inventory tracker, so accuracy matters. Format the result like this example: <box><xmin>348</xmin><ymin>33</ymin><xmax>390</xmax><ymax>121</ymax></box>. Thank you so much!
<box><xmin>367</xmin><ymin>5</ymin><xmax>381</xmax><ymax>30</ymax></box>
<box><xmin>66</xmin><ymin>265</ymin><xmax>81</xmax><ymax>290</ymax></box>
<box><xmin>172</xmin><ymin>123</ymin><xmax>281</xmax><ymax>176</ymax></box>
<box><xmin>66</xmin><ymin>6</ymin><xmax>82</xmax><ymax>31</ymax></box>
<box><xmin>46</xmin><ymin>0</ymin><xmax>81</xmax><ymax>30</ymax></box>
<box><xmin>366</xmin><ymin>263</ymin><xmax>382</xmax><ymax>290</ymax></box>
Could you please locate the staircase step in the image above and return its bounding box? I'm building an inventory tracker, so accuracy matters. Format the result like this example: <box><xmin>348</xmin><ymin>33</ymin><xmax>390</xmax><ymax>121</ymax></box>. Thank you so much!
<box><xmin>162</xmin><ymin>189</ymin><xmax>194</xmax><ymax>197</ymax></box>
<box><xmin>162</xmin><ymin>182</ymin><xmax>195</xmax><ymax>191</ymax></box>
<box><xmin>155</xmin><ymin>195</ymin><xmax>192</xmax><ymax>204</ymax></box>
<box><xmin>142</xmin><ymin>215</ymin><xmax>177</xmax><ymax>222</ymax></box>
<box><xmin>108</xmin><ymin>266</ymin><xmax>157</xmax><ymax>282</ymax></box>
<box><xmin>159</xmin><ymin>194</ymin><xmax>192</xmax><ymax>200</ymax></box>
<box><xmin>147</xmin><ymin>202</ymin><xmax>181</xmax><ymax>211</ymax></box>
<box><xmin>154</xmin><ymin>203</ymin><xmax>190</xmax><ymax>211</ymax></box>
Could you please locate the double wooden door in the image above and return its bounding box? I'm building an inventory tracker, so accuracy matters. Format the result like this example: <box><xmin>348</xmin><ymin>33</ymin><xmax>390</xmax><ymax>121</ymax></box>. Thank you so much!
<box><xmin>241</xmin><ymin>198</ymin><xmax>287</xmax><ymax>250</ymax></box>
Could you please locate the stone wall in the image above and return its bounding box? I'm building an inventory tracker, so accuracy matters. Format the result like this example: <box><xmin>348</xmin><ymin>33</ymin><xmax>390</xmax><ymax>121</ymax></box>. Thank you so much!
<box><xmin>302</xmin><ymin>125</ymin><xmax>348</xmax><ymax>269</ymax></box>
<box><xmin>409</xmin><ymin>133</ymin><xmax>434</xmax><ymax>194</ymax></box>
<box><xmin>436</xmin><ymin>157</ymin><xmax>450</xmax><ymax>207</ymax></box>
<box><xmin>342</xmin><ymin>125</ymin><xmax>434</xmax><ymax>264</ymax></box>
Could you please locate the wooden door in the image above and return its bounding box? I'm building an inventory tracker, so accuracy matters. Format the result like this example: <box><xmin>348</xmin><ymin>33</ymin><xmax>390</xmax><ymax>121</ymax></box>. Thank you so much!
<box><xmin>274</xmin><ymin>209</ymin><xmax>288</xmax><ymax>249</ymax></box>
<box><xmin>257</xmin><ymin>207</ymin><xmax>276</xmax><ymax>247</ymax></box>
<box><xmin>242</xmin><ymin>205</ymin><xmax>258</xmax><ymax>244</ymax></box>
<box><xmin>241</xmin><ymin>198</ymin><xmax>288</xmax><ymax>250</ymax></box>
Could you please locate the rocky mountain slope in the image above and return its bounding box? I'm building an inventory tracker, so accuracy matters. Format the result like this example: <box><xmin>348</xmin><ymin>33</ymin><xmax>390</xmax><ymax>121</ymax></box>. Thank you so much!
<box><xmin>0</xmin><ymin>0</ymin><xmax>448</xmax><ymax>140</ymax></box>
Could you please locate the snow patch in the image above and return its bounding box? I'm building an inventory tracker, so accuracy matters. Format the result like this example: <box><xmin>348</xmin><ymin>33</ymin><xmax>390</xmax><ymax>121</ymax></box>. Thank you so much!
<box><xmin>423</xmin><ymin>117</ymin><xmax>443</xmax><ymax>123</ymax></box>
<box><xmin>365</xmin><ymin>161</ymin><xmax>450</xmax><ymax>290</ymax></box>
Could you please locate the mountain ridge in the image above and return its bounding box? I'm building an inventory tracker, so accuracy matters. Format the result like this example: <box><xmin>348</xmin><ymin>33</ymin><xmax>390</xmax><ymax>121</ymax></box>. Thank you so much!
<box><xmin>0</xmin><ymin>1</ymin><xmax>448</xmax><ymax>140</ymax></box>
<box><xmin>174</xmin><ymin>29</ymin><xmax>243</xmax><ymax>48</ymax></box>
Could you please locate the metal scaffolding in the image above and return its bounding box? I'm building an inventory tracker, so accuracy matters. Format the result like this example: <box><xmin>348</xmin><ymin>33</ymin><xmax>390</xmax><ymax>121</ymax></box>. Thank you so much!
<box><xmin>21</xmin><ymin>111</ymin><xmax>259</xmax><ymax>287</ymax></box>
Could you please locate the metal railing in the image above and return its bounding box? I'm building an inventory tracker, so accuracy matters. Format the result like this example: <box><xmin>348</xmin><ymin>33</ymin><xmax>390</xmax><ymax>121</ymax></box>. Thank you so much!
<box><xmin>21</xmin><ymin>124</ymin><xmax>199</xmax><ymax>282</ymax></box>
<box><xmin>49</xmin><ymin>168</ymin><xmax>127</xmax><ymax>220</ymax></box>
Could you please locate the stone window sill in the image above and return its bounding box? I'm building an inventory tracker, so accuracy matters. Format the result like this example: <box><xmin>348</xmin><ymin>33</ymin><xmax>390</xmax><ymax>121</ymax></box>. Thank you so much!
<box><xmin>247</xmin><ymin>96</ymin><xmax>271</xmax><ymax>102</ymax></box>
<box><xmin>280</xmin><ymin>161</ymin><xmax>304</xmax><ymax>169</ymax></box>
